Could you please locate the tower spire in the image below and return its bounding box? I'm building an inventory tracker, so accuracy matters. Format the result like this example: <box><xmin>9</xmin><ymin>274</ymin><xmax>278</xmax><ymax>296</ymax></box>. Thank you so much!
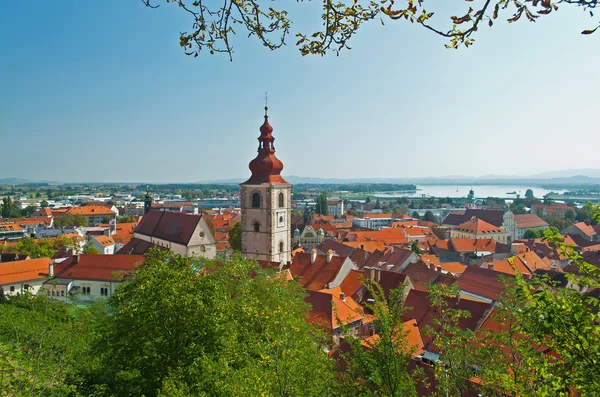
<box><xmin>243</xmin><ymin>106</ymin><xmax>288</xmax><ymax>185</ymax></box>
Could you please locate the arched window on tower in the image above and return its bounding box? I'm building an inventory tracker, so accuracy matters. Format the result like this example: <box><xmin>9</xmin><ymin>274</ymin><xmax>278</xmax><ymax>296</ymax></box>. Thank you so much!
<box><xmin>253</xmin><ymin>221</ymin><xmax>260</xmax><ymax>232</ymax></box>
<box><xmin>279</xmin><ymin>241</ymin><xmax>284</xmax><ymax>253</ymax></box>
<box><xmin>252</xmin><ymin>192</ymin><xmax>261</xmax><ymax>208</ymax></box>
<box><xmin>278</xmin><ymin>192</ymin><xmax>284</xmax><ymax>208</ymax></box>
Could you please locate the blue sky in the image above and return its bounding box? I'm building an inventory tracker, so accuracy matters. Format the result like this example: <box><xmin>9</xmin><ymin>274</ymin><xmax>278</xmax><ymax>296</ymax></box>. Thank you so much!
<box><xmin>1</xmin><ymin>1</ymin><xmax>598</xmax><ymax>183</ymax></box>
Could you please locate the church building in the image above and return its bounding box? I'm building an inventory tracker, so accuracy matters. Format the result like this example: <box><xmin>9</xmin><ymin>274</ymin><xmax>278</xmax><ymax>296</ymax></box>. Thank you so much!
<box><xmin>240</xmin><ymin>107</ymin><xmax>291</xmax><ymax>263</ymax></box>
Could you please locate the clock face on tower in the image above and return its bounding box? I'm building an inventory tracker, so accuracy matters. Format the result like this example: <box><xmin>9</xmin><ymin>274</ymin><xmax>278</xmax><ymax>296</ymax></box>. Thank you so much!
<box><xmin>276</xmin><ymin>211</ymin><xmax>285</xmax><ymax>228</ymax></box>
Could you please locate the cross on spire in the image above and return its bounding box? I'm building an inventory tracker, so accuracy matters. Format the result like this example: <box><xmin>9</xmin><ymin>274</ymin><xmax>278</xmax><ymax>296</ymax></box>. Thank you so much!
<box><xmin>264</xmin><ymin>92</ymin><xmax>269</xmax><ymax>116</ymax></box>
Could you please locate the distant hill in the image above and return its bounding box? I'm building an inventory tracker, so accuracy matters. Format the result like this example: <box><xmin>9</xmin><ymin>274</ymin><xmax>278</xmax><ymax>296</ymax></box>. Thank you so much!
<box><xmin>0</xmin><ymin>177</ymin><xmax>30</xmax><ymax>185</ymax></box>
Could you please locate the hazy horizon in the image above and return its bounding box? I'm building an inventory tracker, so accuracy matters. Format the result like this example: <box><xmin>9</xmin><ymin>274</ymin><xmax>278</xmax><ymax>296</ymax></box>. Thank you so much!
<box><xmin>1</xmin><ymin>2</ymin><xmax>599</xmax><ymax>183</ymax></box>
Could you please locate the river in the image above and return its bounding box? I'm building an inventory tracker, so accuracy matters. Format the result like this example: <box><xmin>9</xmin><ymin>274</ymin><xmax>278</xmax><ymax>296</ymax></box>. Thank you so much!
<box><xmin>372</xmin><ymin>185</ymin><xmax>568</xmax><ymax>199</ymax></box>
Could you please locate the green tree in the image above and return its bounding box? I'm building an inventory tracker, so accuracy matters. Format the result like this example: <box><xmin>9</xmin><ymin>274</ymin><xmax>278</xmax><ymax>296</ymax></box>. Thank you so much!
<box><xmin>423</xmin><ymin>210</ymin><xmax>436</xmax><ymax>223</ymax></box>
<box><xmin>576</xmin><ymin>202</ymin><xmax>596</xmax><ymax>223</ymax></box>
<box><xmin>510</xmin><ymin>203</ymin><xmax>527</xmax><ymax>214</ymax></box>
<box><xmin>339</xmin><ymin>280</ymin><xmax>418</xmax><ymax>396</ymax></box>
<box><xmin>143</xmin><ymin>0</ymin><xmax>599</xmax><ymax>59</ymax></box>
<box><xmin>82</xmin><ymin>241</ymin><xmax>101</xmax><ymax>254</ymax></box>
<box><xmin>411</xmin><ymin>211</ymin><xmax>420</xmax><ymax>219</ymax></box>
<box><xmin>523</xmin><ymin>228</ymin><xmax>541</xmax><ymax>239</ymax></box>
<box><xmin>374</xmin><ymin>198</ymin><xmax>381</xmax><ymax>209</ymax></box>
<box><xmin>35</xmin><ymin>192</ymin><xmax>41</xmax><ymax>198</ymax></box>
<box><xmin>525</xmin><ymin>188</ymin><xmax>534</xmax><ymax>198</ymax></box>
<box><xmin>410</xmin><ymin>241</ymin><xmax>422</xmax><ymax>255</ymax></box>
<box><xmin>544</xmin><ymin>215</ymin><xmax>572</xmax><ymax>231</ymax></box>
<box><xmin>85</xmin><ymin>250</ymin><xmax>335</xmax><ymax>396</ymax></box>
<box><xmin>1</xmin><ymin>196</ymin><xmax>12</xmax><ymax>218</ymax></box>
<box><xmin>20</xmin><ymin>205</ymin><xmax>37</xmax><ymax>217</ymax></box>
<box><xmin>40</xmin><ymin>199</ymin><xmax>49</xmax><ymax>208</ymax></box>
<box><xmin>54</xmin><ymin>214</ymin><xmax>89</xmax><ymax>227</ymax></box>
<box><xmin>365</xmin><ymin>196</ymin><xmax>371</xmax><ymax>204</ymax></box>
<box><xmin>315</xmin><ymin>192</ymin><xmax>329</xmax><ymax>215</ymax></box>
<box><xmin>228</xmin><ymin>220</ymin><xmax>242</xmax><ymax>251</ymax></box>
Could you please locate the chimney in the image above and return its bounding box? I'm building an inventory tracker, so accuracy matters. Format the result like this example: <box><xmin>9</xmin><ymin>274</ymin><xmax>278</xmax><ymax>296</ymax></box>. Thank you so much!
<box><xmin>436</xmin><ymin>265</ymin><xmax>442</xmax><ymax>273</ymax></box>
<box><xmin>326</xmin><ymin>249</ymin><xmax>333</xmax><ymax>263</ymax></box>
<box><xmin>360</xmin><ymin>244</ymin><xmax>365</xmax><ymax>250</ymax></box>
<box><xmin>340</xmin><ymin>291</ymin><xmax>345</xmax><ymax>301</ymax></box>
<box><xmin>310</xmin><ymin>249</ymin><xmax>317</xmax><ymax>264</ymax></box>
<box><xmin>429</xmin><ymin>263</ymin><xmax>435</xmax><ymax>272</ymax></box>
<box><xmin>49</xmin><ymin>263</ymin><xmax>54</xmax><ymax>277</ymax></box>
<box><xmin>487</xmin><ymin>263</ymin><xmax>493</xmax><ymax>270</ymax></box>
<box><xmin>523</xmin><ymin>273</ymin><xmax>531</xmax><ymax>280</ymax></box>
<box><xmin>73</xmin><ymin>254</ymin><xmax>80</xmax><ymax>264</ymax></box>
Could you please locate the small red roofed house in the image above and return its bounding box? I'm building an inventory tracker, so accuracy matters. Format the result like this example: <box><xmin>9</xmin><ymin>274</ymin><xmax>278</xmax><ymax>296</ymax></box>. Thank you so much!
<box><xmin>91</xmin><ymin>235</ymin><xmax>116</xmax><ymax>254</ymax></box>
<box><xmin>288</xmin><ymin>251</ymin><xmax>356</xmax><ymax>291</ymax></box>
<box><xmin>531</xmin><ymin>203</ymin><xmax>574</xmax><ymax>218</ymax></box>
<box><xmin>48</xmin><ymin>254</ymin><xmax>145</xmax><ymax>301</ymax></box>
<box><xmin>451</xmin><ymin>217</ymin><xmax>508</xmax><ymax>244</ymax></box>
<box><xmin>482</xmin><ymin>251</ymin><xmax>556</xmax><ymax>277</ymax></box>
<box><xmin>0</xmin><ymin>258</ymin><xmax>52</xmax><ymax>295</ymax></box>
<box><xmin>562</xmin><ymin>221</ymin><xmax>598</xmax><ymax>242</ymax></box>
<box><xmin>305</xmin><ymin>287</ymin><xmax>368</xmax><ymax>342</ymax></box>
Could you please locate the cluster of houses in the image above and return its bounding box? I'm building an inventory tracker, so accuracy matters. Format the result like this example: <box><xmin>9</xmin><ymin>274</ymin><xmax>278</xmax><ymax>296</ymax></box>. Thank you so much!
<box><xmin>1</xmin><ymin>111</ymin><xmax>599</xmax><ymax>394</ymax></box>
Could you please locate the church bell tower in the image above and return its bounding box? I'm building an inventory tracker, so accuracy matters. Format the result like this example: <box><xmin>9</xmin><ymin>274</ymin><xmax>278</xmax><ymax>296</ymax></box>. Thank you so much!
<box><xmin>240</xmin><ymin>106</ymin><xmax>291</xmax><ymax>263</ymax></box>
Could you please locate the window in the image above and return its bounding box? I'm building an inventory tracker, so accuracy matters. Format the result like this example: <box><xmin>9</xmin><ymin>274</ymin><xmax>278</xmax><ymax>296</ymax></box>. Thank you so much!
<box><xmin>61</xmin><ymin>290</ymin><xmax>64</xmax><ymax>297</ymax></box>
<box><xmin>278</xmin><ymin>192</ymin><xmax>284</xmax><ymax>208</ymax></box>
<box><xmin>100</xmin><ymin>287</ymin><xmax>109</xmax><ymax>296</ymax></box>
<box><xmin>253</xmin><ymin>221</ymin><xmax>260</xmax><ymax>232</ymax></box>
<box><xmin>279</xmin><ymin>241</ymin><xmax>284</xmax><ymax>253</ymax></box>
<box><xmin>10</xmin><ymin>286</ymin><xmax>14</xmax><ymax>292</ymax></box>
<box><xmin>52</xmin><ymin>290</ymin><xmax>55</xmax><ymax>296</ymax></box>
<box><xmin>47</xmin><ymin>290</ymin><xmax>50</xmax><ymax>296</ymax></box>
<box><xmin>252</xmin><ymin>192</ymin><xmax>261</xmax><ymax>208</ymax></box>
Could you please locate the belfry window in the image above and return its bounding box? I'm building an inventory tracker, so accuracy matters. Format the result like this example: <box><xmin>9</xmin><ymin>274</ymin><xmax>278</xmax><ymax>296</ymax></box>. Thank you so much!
<box><xmin>278</xmin><ymin>192</ymin><xmax>284</xmax><ymax>208</ymax></box>
<box><xmin>253</xmin><ymin>221</ymin><xmax>260</xmax><ymax>232</ymax></box>
<box><xmin>252</xmin><ymin>192</ymin><xmax>261</xmax><ymax>208</ymax></box>
<box><xmin>279</xmin><ymin>241</ymin><xmax>284</xmax><ymax>253</ymax></box>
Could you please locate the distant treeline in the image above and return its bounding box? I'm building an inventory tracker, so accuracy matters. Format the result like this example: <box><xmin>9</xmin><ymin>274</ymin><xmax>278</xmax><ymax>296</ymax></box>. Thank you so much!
<box><xmin>292</xmin><ymin>183</ymin><xmax>417</xmax><ymax>193</ymax></box>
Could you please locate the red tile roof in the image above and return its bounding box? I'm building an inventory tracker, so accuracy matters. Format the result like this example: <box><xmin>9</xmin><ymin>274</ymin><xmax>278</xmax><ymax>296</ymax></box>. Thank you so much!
<box><xmin>54</xmin><ymin>254</ymin><xmax>145</xmax><ymax>281</ymax></box>
<box><xmin>451</xmin><ymin>237</ymin><xmax>498</xmax><ymax>253</ymax></box>
<box><xmin>457</xmin><ymin>266</ymin><xmax>514</xmax><ymax>301</ymax></box>
<box><xmin>67</xmin><ymin>205</ymin><xmax>116</xmax><ymax>216</ymax></box>
<box><xmin>135</xmin><ymin>210</ymin><xmax>202</xmax><ymax>246</ymax></box>
<box><xmin>513</xmin><ymin>214</ymin><xmax>548</xmax><ymax>229</ymax></box>
<box><xmin>572</xmin><ymin>222</ymin><xmax>597</xmax><ymax>238</ymax></box>
<box><xmin>289</xmin><ymin>252</ymin><xmax>348</xmax><ymax>291</ymax></box>
<box><xmin>0</xmin><ymin>258</ymin><xmax>52</xmax><ymax>285</ymax></box>
<box><xmin>454</xmin><ymin>217</ymin><xmax>505</xmax><ymax>234</ymax></box>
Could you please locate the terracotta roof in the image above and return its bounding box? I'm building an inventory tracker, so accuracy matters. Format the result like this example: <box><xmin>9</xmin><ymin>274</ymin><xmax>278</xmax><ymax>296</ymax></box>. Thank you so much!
<box><xmin>572</xmin><ymin>222</ymin><xmax>597</xmax><ymax>238</ymax></box>
<box><xmin>305</xmin><ymin>287</ymin><xmax>363</xmax><ymax>330</ymax></box>
<box><xmin>372</xmin><ymin>270</ymin><xmax>409</xmax><ymax>299</ymax></box>
<box><xmin>514</xmin><ymin>214</ymin><xmax>548</xmax><ymax>230</ymax></box>
<box><xmin>318</xmin><ymin>240</ymin><xmax>355</xmax><ymax>258</ymax></box>
<box><xmin>457</xmin><ymin>266</ymin><xmax>514</xmax><ymax>301</ymax></box>
<box><xmin>4</xmin><ymin>217</ymin><xmax>52</xmax><ymax>226</ymax></box>
<box><xmin>358</xmin><ymin>213</ymin><xmax>393</xmax><ymax>219</ymax></box>
<box><xmin>67</xmin><ymin>205</ymin><xmax>116</xmax><ymax>216</ymax></box>
<box><xmin>342</xmin><ymin>241</ymin><xmax>387</xmax><ymax>252</ymax></box>
<box><xmin>289</xmin><ymin>252</ymin><xmax>349</xmax><ymax>291</ymax></box>
<box><xmin>242</xmin><ymin>112</ymin><xmax>289</xmax><ymax>185</ymax></box>
<box><xmin>403</xmin><ymin>289</ymin><xmax>492</xmax><ymax>351</ymax></box>
<box><xmin>454</xmin><ymin>217</ymin><xmax>505</xmax><ymax>234</ymax></box>
<box><xmin>401</xmin><ymin>262</ymin><xmax>457</xmax><ymax>291</ymax></box>
<box><xmin>0</xmin><ymin>223</ymin><xmax>24</xmax><ymax>232</ymax></box>
<box><xmin>116</xmin><ymin>237</ymin><xmax>165</xmax><ymax>255</ymax></box>
<box><xmin>93</xmin><ymin>235</ymin><xmax>115</xmax><ymax>247</ymax></box>
<box><xmin>442</xmin><ymin>212</ymin><xmax>467</xmax><ymax>226</ymax></box>
<box><xmin>451</xmin><ymin>238</ymin><xmax>498</xmax><ymax>253</ymax></box>
<box><xmin>0</xmin><ymin>258</ymin><xmax>52</xmax><ymax>285</ymax></box>
<box><xmin>135</xmin><ymin>210</ymin><xmax>202</xmax><ymax>245</ymax></box>
<box><xmin>339</xmin><ymin>269</ymin><xmax>364</xmax><ymax>299</ymax></box>
<box><xmin>361</xmin><ymin>319</ymin><xmax>425</xmax><ymax>358</ymax></box>
<box><xmin>345</xmin><ymin>228</ymin><xmax>409</xmax><ymax>245</ymax></box>
<box><xmin>31</xmin><ymin>208</ymin><xmax>53</xmax><ymax>217</ymax></box>
<box><xmin>54</xmin><ymin>254</ymin><xmax>145</xmax><ymax>281</ymax></box>
<box><xmin>511</xmin><ymin>243</ymin><xmax>529</xmax><ymax>254</ymax></box>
